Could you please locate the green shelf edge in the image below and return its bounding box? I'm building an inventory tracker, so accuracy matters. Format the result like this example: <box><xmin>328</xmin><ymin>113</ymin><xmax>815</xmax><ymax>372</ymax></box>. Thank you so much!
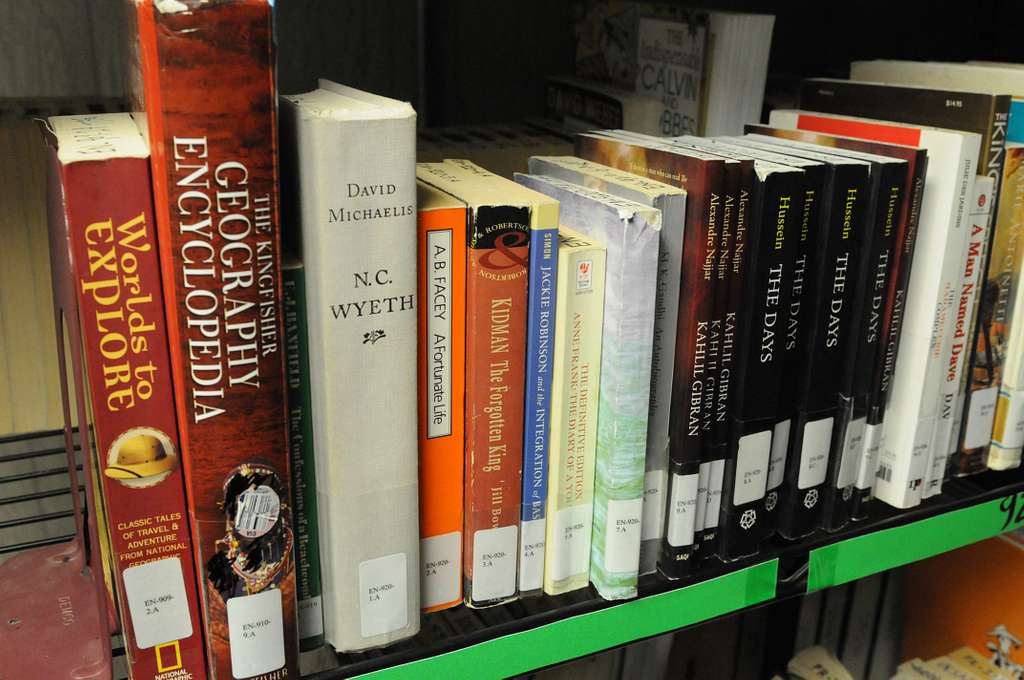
<box><xmin>807</xmin><ymin>492</ymin><xmax>1024</xmax><ymax>592</ymax></box>
<box><xmin>353</xmin><ymin>559</ymin><xmax>778</xmax><ymax>680</ymax></box>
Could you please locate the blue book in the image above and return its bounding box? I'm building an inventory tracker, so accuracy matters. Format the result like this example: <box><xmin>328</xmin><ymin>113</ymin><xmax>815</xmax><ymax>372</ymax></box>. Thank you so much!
<box><xmin>518</xmin><ymin>226</ymin><xmax>559</xmax><ymax>593</ymax></box>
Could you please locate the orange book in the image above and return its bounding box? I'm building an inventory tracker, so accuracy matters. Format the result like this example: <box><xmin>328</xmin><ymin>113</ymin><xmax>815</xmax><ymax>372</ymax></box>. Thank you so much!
<box><xmin>417</xmin><ymin>181</ymin><xmax>467</xmax><ymax>612</ymax></box>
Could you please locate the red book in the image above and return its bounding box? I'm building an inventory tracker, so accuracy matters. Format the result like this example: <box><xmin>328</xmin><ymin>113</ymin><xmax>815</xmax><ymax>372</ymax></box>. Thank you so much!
<box><xmin>127</xmin><ymin>1</ymin><xmax>298</xmax><ymax>677</ymax></box>
<box><xmin>43</xmin><ymin>113</ymin><xmax>207</xmax><ymax>680</ymax></box>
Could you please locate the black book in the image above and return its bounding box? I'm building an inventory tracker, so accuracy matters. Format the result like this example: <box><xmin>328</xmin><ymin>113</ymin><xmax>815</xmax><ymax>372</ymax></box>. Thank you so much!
<box><xmin>728</xmin><ymin>136</ymin><xmax>872</xmax><ymax>539</ymax></box>
<box><xmin>670</xmin><ymin>137</ymin><xmax>803</xmax><ymax>560</ymax></box>
<box><xmin>742</xmin><ymin>126</ymin><xmax>929</xmax><ymax>521</ymax></box>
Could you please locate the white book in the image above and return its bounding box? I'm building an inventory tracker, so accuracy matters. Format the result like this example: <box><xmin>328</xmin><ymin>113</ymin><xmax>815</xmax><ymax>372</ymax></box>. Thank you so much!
<box><xmin>703</xmin><ymin>11</ymin><xmax>776</xmax><ymax>136</ymax></box>
<box><xmin>851</xmin><ymin>59</ymin><xmax>1024</xmax><ymax>96</ymax></box>
<box><xmin>280</xmin><ymin>81</ymin><xmax>420</xmax><ymax>651</ymax></box>
<box><xmin>926</xmin><ymin>176</ymin><xmax>995</xmax><ymax>497</ymax></box>
<box><xmin>525</xmin><ymin>155</ymin><xmax>685</xmax><ymax>575</ymax></box>
<box><xmin>769</xmin><ymin>109</ymin><xmax>980</xmax><ymax>508</ymax></box>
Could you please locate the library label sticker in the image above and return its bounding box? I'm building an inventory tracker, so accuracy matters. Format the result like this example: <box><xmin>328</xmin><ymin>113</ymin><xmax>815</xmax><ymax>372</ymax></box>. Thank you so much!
<box><xmin>226</xmin><ymin>588</ymin><xmax>285</xmax><ymax>678</ymax></box>
<box><xmin>122</xmin><ymin>556</ymin><xmax>192</xmax><ymax>649</ymax></box>
<box><xmin>799</xmin><ymin>417</ymin><xmax>833</xmax><ymax>489</ymax></box>
<box><xmin>359</xmin><ymin>552</ymin><xmax>409</xmax><ymax>638</ymax></box>
<box><xmin>705</xmin><ymin>460</ymin><xmax>725</xmax><ymax>529</ymax></box>
<box><xmin>995</xmin><ymin>388</ymin><xmax>1024</xmax><ymax>449</ymax></box>
<box><xmin>551</xmin><ymin>504</ymin><xmax>593</xmax><ymax>582</ymax></box>
<box><xmin>641</xmin><ymin>469</ymin><xmax>668</xmax><ymax>541</ymax></box>
<box><xmin>734</xmin><ymin>430</ymin><xmax>771</xmax><ymax>506</ymax></box>
<box><xmin>837</xmin><ymin>417</ymin><xmax>866</xmax><ymax>489</ymax></box>
<box><xmin>768</xmin><ymin>419</ymin><xmax>790</xmax><ymax>491</ymax></box>
<box><xmin>856</xmin><ymin>423</ymin><xmax>882</xmax><ymax>490</ymax></box>
<box><xmin>421</xmin><ymin>531</ymin><xmax>460</xmax><ymax>609</ymax></box>
<box><xmin>604</xmin><ymin>497</ymin><xmax>643</xmax><ymax>573</ymax></box>
<box><xmin>297</xmin><ymin>594</ymin><xmax>323</xmax><ymax>640</ymax></box>
<box><xmin>472</xmin><ymin>525</ymin><xmax>517</xmax><ymax>602</ymax></box>
<box><xmin>666</xmin><ymin>472</ymin><xmax>699</xmax><ymax>547</ymax></box>
<box><xmin>518</xmin><ymin>518</ymin><xmax>546</xmax><ymax>592</ymax></box>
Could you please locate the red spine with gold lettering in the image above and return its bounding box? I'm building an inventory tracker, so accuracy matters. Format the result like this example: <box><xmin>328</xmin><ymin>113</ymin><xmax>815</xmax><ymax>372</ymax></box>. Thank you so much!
<box><xmin>45</xmin><ymin>113</ymin><xmax>209</xmax><ymax>680</ymax></box>
<box><xmin>126</xmin><ymin>1</ymin><xmax>298</xmax><ymax>678</ymax></box>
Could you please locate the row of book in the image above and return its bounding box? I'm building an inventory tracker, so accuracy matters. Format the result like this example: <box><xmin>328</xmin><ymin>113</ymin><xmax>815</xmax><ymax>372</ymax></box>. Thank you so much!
<box><xmin>39</xmin><ymin>3</ymin><xmax>1024</xmax><ymax>679</ymax></box>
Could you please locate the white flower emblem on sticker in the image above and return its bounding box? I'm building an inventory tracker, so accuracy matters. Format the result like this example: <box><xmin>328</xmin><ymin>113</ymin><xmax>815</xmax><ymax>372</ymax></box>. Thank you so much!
<box><xmin>842</xmin><ymin>486</ymin><xmax>853</xmax><ymax>501</ymax></box>
<box><xmin>765</xmin><ymin>491</ymin><xmax>778</xmax><ymax>512</ymax></box>
<box><xmin>739</xmin><ymin>509</ymin><xmax>757</xmax><ymax>530</ymax></box>
<box><xmin>803</xmin><ymin>489</ymin><xmax>819</xmax><ymax>509</ymax></box>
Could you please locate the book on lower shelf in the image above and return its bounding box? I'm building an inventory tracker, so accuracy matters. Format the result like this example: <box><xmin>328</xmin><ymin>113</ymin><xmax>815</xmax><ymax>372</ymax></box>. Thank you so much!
<box><xmin>280</xmin><ymin>81</ymin><xmax>421</xmax><ymax>651</ymax></box>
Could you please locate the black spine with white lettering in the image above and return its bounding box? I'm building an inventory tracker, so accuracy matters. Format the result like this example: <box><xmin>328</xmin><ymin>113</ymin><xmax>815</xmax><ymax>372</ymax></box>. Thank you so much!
<box><xmin>717</xmin><ymin>164</ymin><xmax>802</xmax><ymax>559</ymax></box>
<box><xmin>822</xmin><ymin>163</ymin><xmax>905</xmax><ymax>531</ymax></box>
<box><xmin>776</xmin><ymin>162</ymin><xmax>871</xmax><ymax>540</ymax></box>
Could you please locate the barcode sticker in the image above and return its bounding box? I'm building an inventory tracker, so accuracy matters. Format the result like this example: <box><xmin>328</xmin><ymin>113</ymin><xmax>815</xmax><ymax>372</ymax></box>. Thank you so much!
<box><xmin>666</xmin><ymin>472</ymin><xmax>699</xmax><ymax>547</ymax></box>
<box><xmin>359</xmin><ymin>553</ymin><xmax>408</xmax><ymax>638</ymax></box>
<box><xmin>472</xmin><ymin>525</ymin><xmax>517</xmax><ymax>602</ymax></box>
<box><xmin>421</xmin><ymin>531</ymin><xmax>461</xmax><ymax>609</ymax></box>
<box><xmin>694</xmin><ymin>464</ymin><xmax>710</xmax><ymax>530</ymax></box>
<box><xmin>856</xmin><ymin>423</ymin><xmax>881</xmax><ymax>490</ymax></box>
<box><xmin>234</xmin><ymin>485</ymin><xmax>280</xmax><ymax>539</ymax></box>
<box><xmin>734</xmin><ymin>430</ymin><xmax>771</xmax><ymax>505</ymax></box>
<box><xmin>798</xmin><ymin>417</ymin><xmax>833</xmax><ymax>489</ymax></box>
<box><xmin>603</xmin><ymin>497</ymin><xmax>643</xmax><ymax>574</ymax></box>
<box><xmin>641</xmin><ymin>469</ymin><xmax>668</xmax><ymax>541</ymax></box>
<box><xmin>518</xmin><ymin>518</ymin><xmax>545</xmax><ymax>592</ymax></box>
<box><xmin>227</xmin><ymin>589</ymin><xmax>285</xmax><ymax>678</ymax></box>
<box><xmin>122</xmin><ymin>557</ymin><xmax>193</xmax><ymax>649</ymax></box>
<box><xmin>550</xmin><ymin>504</ymin><xmax>592</xmax><ymax>582</ymax></box>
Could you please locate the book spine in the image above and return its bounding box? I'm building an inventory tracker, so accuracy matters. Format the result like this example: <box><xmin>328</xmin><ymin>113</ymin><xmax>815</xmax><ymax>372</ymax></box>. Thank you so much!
<box><xmin>465</xmin><ymin>206</ymin><xmax>530</xmax><ymax>607</ymax></box>
<box><xmin>640</xmin><ymin>194</ymin><xmax>685</xmax><ymax>576</ymax></box>
<box><xmin>927</xmin><ymin>178</ymin><xmax>994</xmax><ymax>493</ymax></box>
<box><xmin>129</xmin><ymin>2</ymin><xmax>298</xmax><ymax>675</ymax></box>
<box><xmin>283</xmin><ymin>264</ymin><xmax>325</xmax><ymax>650</ymax></box>
<box><xmin>824</xmin><ymin>167</ymin><xmax>902</xmax><ymax>530</ymax></box>
<box><xmin>282</xmin><ymin>107</ymin><xmax>420</xmax><ymax>649</ymax></box>
<box><xmin>720</xmin><ymin>171</ymin><xmax>798</xmax><ymax>558</ymax></box>
<box><xmin>854</xmin><ymin>156</ymin><xmax>926</xmax><ymax>518</ymax></box>
<box><xmin>764</xmin><ymin>167</ymin><xmax>821</xmax><ymax>540</ymax></box>
<box><xmin>519</xmin><ymin>225</ymin><xmax>559</xmax><ymax>594</ymax></box>
<box><xmin>543</xmin><ymin>239</ymin><xmax>605</xmax><ymax>595</ymax></box>
<box><xmin>58</xmin><ymin>147</ymin><xmax>206</xmax><ymax>679</ymax></box>
<box><xmin>779</xmin><ymin>166</ymin><xmax>867</xmax><ymax>538</ymax></box>
<box><xmin>960</xmin><ymin>148</ymin><xmax>1024</xmax><ymax>473</ymax></box>
<box><xmin>876</xmin><ymin>145</ymin><xmax>977</xmax><ymax>509</ymax></box>
<box><xmin>417</xmin><ymin>202</ymin><xmax>466</xmax><ymax>613</ymax></box>
<box><xmin>695</xmin><ymin>162</ymin><xmax>734</xmax><ymax>562</ymax></box>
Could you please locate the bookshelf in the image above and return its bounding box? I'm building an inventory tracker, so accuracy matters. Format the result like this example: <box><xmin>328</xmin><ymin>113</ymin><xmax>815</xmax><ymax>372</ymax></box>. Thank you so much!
<box><xmin>5</xmin><ymin>2</ymin><xmax>1024</xmax><ymax>679</ymax></box>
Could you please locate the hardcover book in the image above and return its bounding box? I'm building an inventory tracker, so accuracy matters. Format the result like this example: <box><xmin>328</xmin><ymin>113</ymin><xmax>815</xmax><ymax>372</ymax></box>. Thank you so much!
<box><xmin>282</xmin><ymin>260</ymin><xmax>325</xmax><ymax>649</ymax></box>
<box><xmin>515</xmin><ymin>172</ymin><xmax>660</xmax><ymax>600</ymax></box>
<box><xmin>574</xmin><ymin>131</ymin><xmax>727</xmax><ymax>579</ymax></box>
<box><xmin>526</xmin><ymin>155</ymin><xmax>686</xmax><ymax>575</ymax></box>
<box><xmin>416</xmin><ymin>181</ymin><xmax>467</xmax><ymax>612</ymax></box>
<box><xmin>417</xmin><ymin>159</ymin><xmax>558</xmax><ymax>607</ymax></box>
<box><xmin>538</xmin><ymin>227</ymin><xmax>606</xmax><ymax>595</ymax></box>
<box><xmin>742</xmin><ymin>125</ymin><xmax>929</xmax><ymax>519</ymax></box>
<box><xmin>280</xmin><ymin>83</ymin><xmax>420</xmax><ymax>650</ymax></box>
<box><xmin>770</xmin><ymin>109</ymin><xmax>980</xmax><ymax>509</ymax></box>
<box><xmin>44</xmin><ymin>112</ymin><xmax>206</xmax><ymax>680</ymax></box>
<box><xmin>544</xmin><ymin>75</ymin><xmax>665</xmax><ymax>137</ymax></box>
<box><xmin>126</xmin><ymin>2</ymin><xmax>299</xmax><ymax>675</ymax></box>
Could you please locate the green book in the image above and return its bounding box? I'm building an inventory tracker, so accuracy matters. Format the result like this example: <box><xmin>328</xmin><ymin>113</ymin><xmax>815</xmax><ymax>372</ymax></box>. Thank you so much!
<box><xmin>283</xmin><ymin>259</ymin><xmax>325</xmax><ymax>650</ymax></box>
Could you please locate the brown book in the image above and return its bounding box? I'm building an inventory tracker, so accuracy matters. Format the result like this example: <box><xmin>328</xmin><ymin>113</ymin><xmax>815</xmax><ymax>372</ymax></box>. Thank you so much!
<box><xmin>126</xmin><ymin>1</ymin><xmax>298</xmax><ymax>677</ymax></box>
<box><xmin>416</xmin><ymin>160</ymin><xmax>558</xmax><ymax>607</ymax></box>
